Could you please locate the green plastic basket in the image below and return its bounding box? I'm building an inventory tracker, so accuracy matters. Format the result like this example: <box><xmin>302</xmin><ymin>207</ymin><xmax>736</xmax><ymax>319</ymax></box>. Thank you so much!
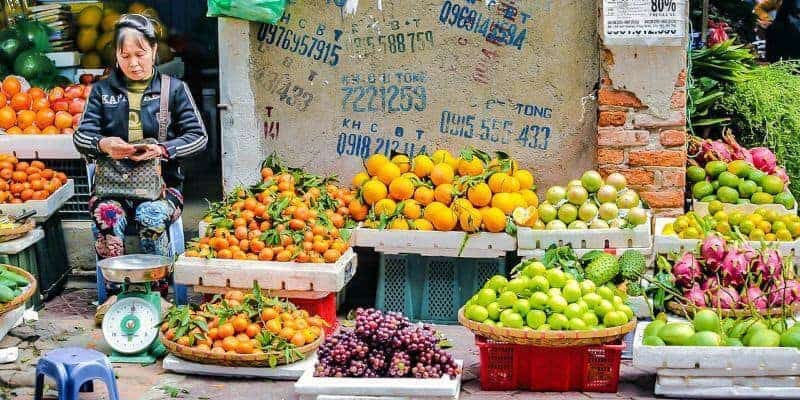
<box><xmin>375</xmin><ymin>253</ymin><xmax>507</xmax><ymax>324</ymax></box>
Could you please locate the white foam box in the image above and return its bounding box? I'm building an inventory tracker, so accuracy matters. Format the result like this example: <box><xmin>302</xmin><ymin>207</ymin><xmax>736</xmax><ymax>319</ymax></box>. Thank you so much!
<box><xmin>0</xmin><ymin>179</ymin><xmax>74</xmax><ymax>221</ymax></box>
<box><xmin>45</xmin><ymin>51</ymin><xmax>81</xmax><ymax>67</ymax></box>
<box><xmin>0</xmin><ymin>229</ymin><xmax>44</xmax><ymax>255</ymax></box>
<box><xmin>0</xmin><ymin>306</ymin><xmax>24</xmax><ymax>343</ymax></box>
<box><xmin>174</xmin><ymin>247</ymin><xmax>357</xmax><ymax>292</ymax></box>
<box><xmin>0</xmin><ymin>134</ymin><xmax>81</xmax><ymax>159</ymax></box>
<box><xmin>517</xmin><ymin>213</ymin><xmax>652</xmax><ymax>251</ymax></box>
<box><xmin>352</xmin><ymin>228</ymin><xmax>515</xmax><ymax>258</ymax></box>
<box><xmin>654</xmin><ymin>217</ymin><xmax>800</xmax><ymax>261</ymax></box>
<box><xmin>162</xmin><ymin>353</ymin><xmax>317</xmax><ymax>380</ymax></box>
<box><xmin>294</xmin><ymin>360</ymin><xmax>462</xmax><ymax>400</ymax></box>
<box><xmin>692</xmin><ymin>201</ymin><xmax>797</xmax><ymax>217</ymax></box>
<box><xmin>655</xmin><ymin>374</ymin><xmax>800</xmax><ymax>398</ymax></box>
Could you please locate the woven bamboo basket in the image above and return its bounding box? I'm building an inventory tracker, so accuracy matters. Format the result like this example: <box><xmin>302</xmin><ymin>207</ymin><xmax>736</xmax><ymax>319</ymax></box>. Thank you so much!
<box><xmin>667</xmin><ymin>300</ymin><xmax>800</xmax><ymax>318</ymax></box>
<box><xmin>0</xmin><ymin>265</ymin><xmax>36</xmax><ymax>317</ymax></box>
<box><xmin>160</xmin><ymin>331</ymin><xmax>324</xmax><ymax>367</ymax></box>
<box><xmin>458</xmin><ymin>307</ymin><xmax>635</xmax><ymax>347</ymax></box>
<box><xmin>0</xmin><ymin>219</ymin><xmax>34</xmax><ymax>243</ymax></box>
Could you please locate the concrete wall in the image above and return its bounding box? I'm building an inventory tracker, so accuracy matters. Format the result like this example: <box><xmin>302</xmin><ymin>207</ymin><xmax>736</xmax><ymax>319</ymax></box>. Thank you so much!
<box><xmin>218</xmin><ymin>0</ymin><xmax>600</xmax><ymax>192</ymax></box>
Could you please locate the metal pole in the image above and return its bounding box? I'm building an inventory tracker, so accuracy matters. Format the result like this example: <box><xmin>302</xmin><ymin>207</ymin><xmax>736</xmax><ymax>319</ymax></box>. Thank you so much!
<box><xmin>701</xmin><ymin>0</ymin><xmax>710</xmax><ymax>44</ymax></box>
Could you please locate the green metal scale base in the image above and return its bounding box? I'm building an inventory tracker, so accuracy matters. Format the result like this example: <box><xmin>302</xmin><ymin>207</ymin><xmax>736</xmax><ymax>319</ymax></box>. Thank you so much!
<box><xmin>102</xmin><ymin>284</ymin><xmax>166</xmax><ymax>365</ymax></box>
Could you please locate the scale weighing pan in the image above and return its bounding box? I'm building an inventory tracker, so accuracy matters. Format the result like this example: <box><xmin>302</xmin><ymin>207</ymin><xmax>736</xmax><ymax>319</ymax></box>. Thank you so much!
<box><xmin>98</xmin><ymin>254</ymin><xmax>171</xmax><ymax>283</ymax></box>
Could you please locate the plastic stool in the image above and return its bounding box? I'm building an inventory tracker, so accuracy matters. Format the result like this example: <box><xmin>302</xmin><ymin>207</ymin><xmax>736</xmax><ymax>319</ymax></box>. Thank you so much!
<box><xmin>86</xmin><ymin>164</ymin><xmax>188</xmax><ymax>305</ymax></box>
<box><xmin>34</xmin><ymin>347</ymin><xmax>119</xmax><ymax>400</ymax></box>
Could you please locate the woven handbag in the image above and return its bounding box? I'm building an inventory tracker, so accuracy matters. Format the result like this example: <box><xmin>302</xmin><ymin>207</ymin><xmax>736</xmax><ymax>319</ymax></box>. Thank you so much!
<box><xmin>94</xmin><ymin>75</ymin><xmax>171</xmax><ymax>201</ymax></box>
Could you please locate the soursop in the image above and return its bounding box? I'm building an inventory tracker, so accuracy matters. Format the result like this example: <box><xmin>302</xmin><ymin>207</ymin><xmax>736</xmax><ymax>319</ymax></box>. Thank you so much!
<box><xmin>585</xmin><ymin>253</ymin><xmax>619</xmax><ymax>285</ymax></box>
<box><xmin>618</xmin><ymin>250</ymin><xmax>646</xmax><ymax>280</ymax></box>
<box><xmin>626</xmin><ymin>281</ymin><xmax>644</xmax><ymax>296</ymax></box>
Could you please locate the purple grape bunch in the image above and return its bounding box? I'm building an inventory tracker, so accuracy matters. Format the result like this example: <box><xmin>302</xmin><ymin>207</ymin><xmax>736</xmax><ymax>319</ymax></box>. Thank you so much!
<box><xmin>314</xmin><ymin>308</ymin><xmax>461</xmax><ymax>379</ymax></box>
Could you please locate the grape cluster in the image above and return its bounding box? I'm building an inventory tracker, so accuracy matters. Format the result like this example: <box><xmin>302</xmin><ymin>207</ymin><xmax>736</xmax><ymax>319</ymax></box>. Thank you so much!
<box><xmin>314</xmin><ymin>308</ymin><xmax>460</xmax><ymax>379</ymax></box>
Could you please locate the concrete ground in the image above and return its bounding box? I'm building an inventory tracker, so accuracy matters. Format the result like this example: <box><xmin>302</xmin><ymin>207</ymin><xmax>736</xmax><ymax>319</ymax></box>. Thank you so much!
<box><xmin>0</xmin><ymin>288</ymin><xmax>660</xmax><ymax>400</ymax></box>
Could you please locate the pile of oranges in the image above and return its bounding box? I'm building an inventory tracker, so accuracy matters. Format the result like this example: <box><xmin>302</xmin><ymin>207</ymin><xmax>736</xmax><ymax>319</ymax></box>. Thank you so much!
<box><xmin>351</xmin><ymin>148</ymin><xmax>539</xmax><ymax>233</ymax></box>
<box><xmin>0</xmin><ymin>154</ymin><xmax>68</xmax><ymax>203</ymax></box>
<box><xmin>0</xmin><ymin>76</ymin><xmax>88</xmax><ymax>135</ymax></box>
<box><xmin>185</xmin><ymin>156</ymin><xmax>354</xmax><ymax>263</ymax></box>
<box><xmin>161</xmin><ymin>289</ymin><xmax>326</xmax><ymax>356</ymax></box>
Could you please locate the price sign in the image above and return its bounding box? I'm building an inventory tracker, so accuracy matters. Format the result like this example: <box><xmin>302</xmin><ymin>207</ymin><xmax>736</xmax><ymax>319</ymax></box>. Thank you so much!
<box><xmin>603</xmin><ymin>0</ymin><xmax>687</xmax><ymax>46</ymax></box>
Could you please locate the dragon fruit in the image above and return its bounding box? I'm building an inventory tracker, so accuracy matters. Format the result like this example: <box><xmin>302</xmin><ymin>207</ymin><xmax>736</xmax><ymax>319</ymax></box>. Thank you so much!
<box><xmin>709</xmin><ymin>286</ymin><xmax>741</xmax><ymax>309</ymax></box>
<box><xmin>774</xmin><ymin>167</ymin><xmax>791</xmax><ymax>185</ymax></box>
<box><xmin>723</xmin><ymin>132</ymin><xmax>753</xmax><ymax>164</ymax></box>
<box><xmin>684</xmin><ymin>283</ymin><xmax>707</xmax><ymax>307</ymax></box>
<box><xmin>739</xmin><ymin>242</ymin><xmax>759</xmax><ymax>265</ymax></box>
<box><xmin>702</xmin><ymin>276</ymin><xmax>721</xmax><ymax>291</ymax></box>
<box><xmin>698</xmin><ymin>139</ymin><xmax>734</xmax><ymax>163</ymax></box>
<box><xmin>700</xmin><ymin>235</ymin><xmax>726</xmax><ymax>270</ymax></box>
<box><xmin>721</xmin><ymin>249</ymin><xmax>748</xmax><ymax>287</ymax></box>
<box><xmin>768</xmin><ymin>280</ymin><xmax>800</xmax><ymax>307</ymax></box>
<box><xmin>750</xmin><ymin>147</ymin><xmax>778</xmax><ymax>174</ymax></box>
<box><xmin>673</xmin><ymin>253</ymin><xmax>703</xmax><ymax>286</ymax></box>
<box><xmin>753</xmin><ymin>248</ymin><xmax>783</xmax><ymax>281</ymax></box>
<box><xmin>740</xmin><ymin>285</ymin><xmax>768</xmax><ymax>310</ymax></box>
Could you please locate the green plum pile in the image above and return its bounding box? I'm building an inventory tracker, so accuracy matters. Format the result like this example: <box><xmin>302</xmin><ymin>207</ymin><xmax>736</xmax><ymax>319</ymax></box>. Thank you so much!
<box><xmin>688</xmin><ymin>160</ymin><xmax>795</xmax><ymax>209</ymax></box>
<box><xmin>643</xmin><ymin>309</ymin><xmax>800</xmax><ymax>348</ymax></box>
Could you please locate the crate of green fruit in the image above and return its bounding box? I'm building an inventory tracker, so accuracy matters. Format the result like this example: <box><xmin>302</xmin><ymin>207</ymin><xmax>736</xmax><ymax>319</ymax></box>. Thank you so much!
<box><xmin>688</xmin><ymin>161</ymin><xmax>796</xmax><ymax>216</ymax></box>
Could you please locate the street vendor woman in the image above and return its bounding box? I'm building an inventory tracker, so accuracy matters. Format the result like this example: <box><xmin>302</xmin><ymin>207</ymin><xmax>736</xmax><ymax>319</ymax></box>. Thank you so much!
<box><xmin>73</xmin><ymin>14</ymin><xmax>207</xmax><ymax>264</ymax></box>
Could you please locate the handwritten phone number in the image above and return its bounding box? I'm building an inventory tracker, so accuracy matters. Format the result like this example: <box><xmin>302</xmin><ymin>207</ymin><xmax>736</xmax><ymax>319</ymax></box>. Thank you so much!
<box><xmin>263</xmin><ymin>72</ymin><xmax>313</xmax><ymax>112</ymax></box>
<box><xmin>438</xmin><ymin>0</ymin><xmax>527</xmax><ymax>49</ymax></box>
<box><xmin>352</xmin><ymin>31</ymin><xmax>434</xmax><ymax>56</ymax></box>
<box><xmin>439</xmin><ymin>110</ymin><xmax>552</xmax><ymax>150</ymax></box>
<box><xmin>341</xmin><ymin>85</ymin><xmax>427</xmax><ymax>113</ymax></box>
<box><xmin>257</xmin><ymin>24</ymin><xmax>342</xmax><ymax>67</ymax></box>
<box><xmin>336</xmin><ymin>133</ymin><xmax>426</xmax><ymax>158</ymax></box>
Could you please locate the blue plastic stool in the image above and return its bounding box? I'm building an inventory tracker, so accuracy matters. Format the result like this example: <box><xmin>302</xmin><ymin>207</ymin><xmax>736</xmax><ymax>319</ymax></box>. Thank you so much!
<box><xmin>86</xmin><ymin>164</ymin><xmax>188</xmax><ymax>305</ymax></box>
<box><xmin>34</xmin><ymin>347</ymin><xmax>120</xmax><ymax>400</ymax></box>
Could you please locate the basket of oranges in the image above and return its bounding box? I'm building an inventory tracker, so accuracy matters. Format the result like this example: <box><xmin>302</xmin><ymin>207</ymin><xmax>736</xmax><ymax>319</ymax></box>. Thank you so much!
<box><xmin>160</xmin><ymin>286</ymin><xmax>327</xmax><ymax>367</ymax></box>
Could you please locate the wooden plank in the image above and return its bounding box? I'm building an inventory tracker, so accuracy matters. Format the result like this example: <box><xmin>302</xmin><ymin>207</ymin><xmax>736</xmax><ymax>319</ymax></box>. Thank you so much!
<box><xmin>174</xmin><ymin>248</ymin><xmax>357</xmax><ymax>292</ymax></box>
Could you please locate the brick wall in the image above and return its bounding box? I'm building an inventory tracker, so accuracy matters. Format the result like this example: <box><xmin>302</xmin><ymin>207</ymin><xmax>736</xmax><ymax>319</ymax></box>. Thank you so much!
<box><xmin>596</xmin><ymin>71</ymin><xmax>687</xmax><ymax>216</ymax></box>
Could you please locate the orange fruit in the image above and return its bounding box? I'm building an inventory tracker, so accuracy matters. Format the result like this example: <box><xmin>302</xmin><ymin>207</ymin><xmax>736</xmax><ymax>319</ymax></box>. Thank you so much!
<box><xmin>176</xmin><ymin>336</ymin><xmax>191</xmax><ymax>346</ymax></box>
<box><xmin>41</xmin><ymin>125</ymin><xmax>59</xmax><ymax>135</ymax></box>
<box><xmin>0</xmin><ymin>106</ymin><xmax>16</xmax><ymax>129</ymax></box>
<box><xmin>5</xmin><ymin>126</ymin><xmax>21</xmax><ymax>135</ymax></box>
<box><xmin>430</xmin><ymin>163</ymin><xmax>455</xmax><ymax>186</ymax></box>
<box><xmin>235</xmin><ymin>333</ymin><xmax>250</xmax><ymax>343</ymax></box>
<box><xmin>467</xmin><ymin>183</ymin><xmax>492</xmax><ymax>207</ymax></box>
<box><xmin>265</xmin><ymin>318</ymin><xmax>282</xmax><ymax>334</ymax></box>
<box><xmin>2</xmin><ymin>77</ymin><xmax>21</xmax><ymax>97</ymax></box>
<box><xmin>53</xmin><ymin>111</ymin><xmax>72</xmax><ymax>129</ymax></box>
<box><xmin>290</xmin><ymin>331</ymin><xmax>306</xmax><ymax>347</ymax></box>
<box><xmin>35</xmin><ymin>108</ymin><xmax>55</xmax><ymax>128</ymax></box>
<box><xmin>389</xmin><ymin>177</ymin><xmax>414</xmax><ymax>200</ymax></box>
<box><xmin>245</xmin><ymin>323</ymin><xmax>260</xmax><ymax>338</ymax></box>
<box><xmin>207</xmin><ymin>327</ymin><xmax>219</xmax><ymax>341</ymax></box>
<box><xmin>413</xmin><ymin>186</ymin><xmax>435</xmax><ymax>205</ymax></box>
<box><xmin>323</xmin><ymin>248</ymin><xmax>341</xmax><ymax>263</ymax></box>
<box><xmin>221</xmin><ymin>336</ymin><xmax>238</xmax><ymax>351</ymax></box>
<box><xmin>27</xmin><ymin>87</ymin><xmax>46</xmax><ymax>100</ymax></box>
<box><xmin>232</xmin><ymin>316</ymin><xmax>249</xmax><ymax>333</ymax></box>
<box><xmin>0</xmin><ymin>93</ymin><xmax>7</xmax><ymax>106</ymax></box>
<box><xmin>235</xmin><ymin>341</ymin><xmax>254</xmax><ymax>354</ymax></box>
<box><xmin>9</xmin><ymin>93</ymin><xmax>29</xmax><ymax>111</ymax></box>
<box><xmin>279</xmin><ymin>327</ymin><xmax>295</xmax><ymax>340</ymax></box>
<box><xmin>260</xmin><ymin>308</ymin><xmax>278</xmax><ymax>322</ymax></box>
<box><xmin>48</xmin><ymin>87</ymin><xmax>65</xmax><ymax>102</ymax></box>
<box><xmin>218</xmin><ymin>323</ymin><xmax>235</xmax><ymax>338</ymax></box>
<box><xmin>16</xmin><ymin>110</ymin><xmax>35</xmax><ymax>129</ymax></box>
<box><xmin>211</xmin><ymin>346</ymin><xmax>225</xmax><ymax>354</ymax></box>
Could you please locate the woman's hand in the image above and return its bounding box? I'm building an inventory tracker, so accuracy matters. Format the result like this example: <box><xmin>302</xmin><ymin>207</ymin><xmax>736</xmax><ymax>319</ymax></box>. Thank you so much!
<box><xmin>129</xmin><ymin>144</ymin><xmax>165</xmax><ymax>162</ymax></box>
<box><xmin>98</xmin><ymin>137</ymin><xmax>136</xmax><ymax>160</ymax></box>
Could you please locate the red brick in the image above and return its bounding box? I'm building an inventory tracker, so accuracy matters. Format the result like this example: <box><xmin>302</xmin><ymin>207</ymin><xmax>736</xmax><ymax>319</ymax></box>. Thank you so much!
<box><xmin>629</xmin><ymin>150</ymin><xmax>685</xmax><ymax>167</ymax></box>
<box><xmin>597</xmin><ymin>129</ymin><xmax>648</xmax><ymax>147</ymax></box>
<box><xmin>660</xmin><ymin>170</ymin><xmax>686</xmax><ymax>187</ymax></box>
<box><xmin>640</xmin><ymin>190</ymin><xmax>684</xmax><ymax>209</ymax></box>
<box><xmin>597</xmin><ymin>148</ymin><xmax>624</xmax><ymax>165</ymax></box>
<box><xmin>660</xmin><ymin>130</ymin><xmax>686</xmax><ymax>147</ymax></box>
<box><xmin>600</xmin><ymin>167</ymin><xmax>655</xmax><ymax>185</ymax></box>
<box><xmin>598</xmin><ymin>89</ymin><xmax>645</xmax><ymax>108</ymax></box>
<box><xmin>598</xmin><ymin>111</ymin><xmax>627</xmax><ymax>127</ymax></box>
<box><xmin>675</xmin><ymin>70</ymin><xmax>686</xmax><ymax>87</ymax></box>
<box><xmin>634</xmin><ymin>111</ymin><xmax>685</xmax><ymax>129</ymax></box>
<box><xmin>670</xmin><ymin>90</ymin><xmax>686</xmax><ymax>109</ymax></box>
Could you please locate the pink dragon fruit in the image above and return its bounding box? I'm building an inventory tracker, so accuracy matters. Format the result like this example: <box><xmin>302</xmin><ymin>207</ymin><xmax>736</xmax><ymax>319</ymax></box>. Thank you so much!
<box><xmin>750</xmin><ymin>147</ymin><xmax>778</xmax><ymax>174</ymax></box>
<box><xmin>684</xmin><ymin>283</ymin><xmax>707</xmax><ymax>307</ymax></box>
<box><xmin>702</xmin><ymin>276</ymin><xmax>721</xmax><ymax>291</ymax></box>
<box><xmin>701</xmin><ymin>140</ymin><xmax>734</xmax><ymax>163</ymax></box>
<box><xmin>740</xmin><ymin>285</ymin><xmax>768</xmax><ymax>310</ymax></box>
<box><xmin>723</xmin><ymin>132</ymin><xmax>753</xmax><ymax>164</ymax></box>
<box><xmin>709</xmin><ymin>286</ymin><xmax>741</xmax><ymax>309</ymax></box>
<box><xmin>721</xmin><ymin>250</ymin><xmax>748</xmax><ymax>287</ymax></box>
<box><xmin>774</xmin><ymin>167</ymin><xmax>791</xmax><ymax>185</ymax></box>
<box><xmin>753</xmin><ymin>248</ymin><xmax>783</xmax><ymax>281</ymax></box>
<box><xmin>700</xmin><ymin>235</ymin><xmax>727</xmax><ymax>270</ymax></box>
<box><xmin>768</xmin><ymin>280</ymin><xmax>800</xmax><ymax>307</ymax></box>
<box><xmin>672</xmin><ymin>253</ymin><xmax>703</xmax><ymax>286</ymax></box>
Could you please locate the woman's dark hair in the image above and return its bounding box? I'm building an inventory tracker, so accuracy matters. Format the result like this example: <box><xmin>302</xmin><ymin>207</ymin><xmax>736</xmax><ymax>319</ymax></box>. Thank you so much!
<box><xmin>114</xmin><ymin>14</ymin><xmax>158</xmax><ymax>51</ymax></box>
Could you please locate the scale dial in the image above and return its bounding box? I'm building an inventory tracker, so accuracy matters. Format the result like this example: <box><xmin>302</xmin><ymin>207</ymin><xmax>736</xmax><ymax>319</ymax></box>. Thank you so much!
<box><xmin>102</xmin><ymin>297</ymin><xmax>159</xmax><ymax>355</ymax></box>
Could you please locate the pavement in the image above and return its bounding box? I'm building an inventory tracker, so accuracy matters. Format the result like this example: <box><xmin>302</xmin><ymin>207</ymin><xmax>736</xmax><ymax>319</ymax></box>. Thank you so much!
<box><xmin>0</xmin><ymin>288</ymin><xmax>659</xmax><ymax>400</ymax></box>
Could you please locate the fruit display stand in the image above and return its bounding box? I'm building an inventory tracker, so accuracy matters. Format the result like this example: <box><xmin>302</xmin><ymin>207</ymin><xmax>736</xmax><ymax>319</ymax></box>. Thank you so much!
<box><xmin>293</xmin><ymin>360</ymin><xmax>463</xmax><ymax>400</ymax></box>
<box><xmin>633</xmin><ymin>321</ymin><xmax>800</xmax><ymax>398</ymax></box>
<box><xmin>516</xmin><ymin>214</ymin><xmax>652</xmax><ymax>259</ymax></box>
<box><xmin>0</xmin><ymin>134</ymin><xmax>81</xmax><ymax>160</ymax></box>
<box><xmin>353</xmin><ymin>228</ymin><xmax>515</xmax><ymax>324</ymax></box>
<box><xmin>654</xmin><ymin>217</ymin><xmax>800</xmax><ymax>262</ymax></box>
<box><xmin>692</xmin><ymin>200</ymin><xmax>797</xmax><ymax>217</ymax></box>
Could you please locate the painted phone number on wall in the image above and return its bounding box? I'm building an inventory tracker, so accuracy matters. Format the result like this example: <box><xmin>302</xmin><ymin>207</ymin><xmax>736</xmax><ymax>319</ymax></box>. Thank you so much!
<box><xmin>341</xmin><ymin>85</ymin><xmax>427</xmax><ymax>113</ymax></box>
<box><xmin>352</xmin><ymin>31</ymin><xmax>434</xmax><ymax>56</ymax></box>
<box><xmin>257</xmin><ymin>23</ymin><xmax>342</xmax><ymax>67</ymax></box>
<box><xmin>336</xmin><ymin>133</ymin><xmax>427</xmax><ymax>159</ymax></box>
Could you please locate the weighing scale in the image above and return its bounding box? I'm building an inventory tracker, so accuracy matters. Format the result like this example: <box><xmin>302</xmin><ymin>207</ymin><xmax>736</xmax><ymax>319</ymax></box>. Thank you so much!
<box><xmin>99</xmin><ymin>254</ymin><xmax>171</xmax><ymax>364</ymax></box>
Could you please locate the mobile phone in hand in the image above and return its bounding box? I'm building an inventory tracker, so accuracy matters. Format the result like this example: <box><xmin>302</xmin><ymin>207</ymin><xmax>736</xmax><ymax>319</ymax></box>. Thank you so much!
<box><xmin>133</xmin><ymin>144</ymin><xmax>149</xmax><ymax>155</ymax></box>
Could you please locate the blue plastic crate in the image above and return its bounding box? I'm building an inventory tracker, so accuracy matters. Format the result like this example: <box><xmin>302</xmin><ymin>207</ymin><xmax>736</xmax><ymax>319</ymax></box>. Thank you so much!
<box><xmin>375</xmin><ymin>253</ymin><xmax>507</xmax><ymax>324</ymax></box>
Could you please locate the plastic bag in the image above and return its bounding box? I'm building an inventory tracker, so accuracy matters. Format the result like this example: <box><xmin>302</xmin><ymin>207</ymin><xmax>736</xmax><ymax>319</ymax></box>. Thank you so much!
<box><xmin>207</xmin><ymin>0</ymin><xmax>286</xmax><ymax>25</ymax></box>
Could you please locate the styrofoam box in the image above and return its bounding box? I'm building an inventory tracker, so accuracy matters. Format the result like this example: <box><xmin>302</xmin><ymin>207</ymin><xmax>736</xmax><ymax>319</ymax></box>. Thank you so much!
<box><xmin>0</xmin><ymin>179</ymin><xmax>74</xmax><ymax>221</ymax></box>
<box><xmin>0</xmin><ymin>306</ymin><xmax>24</xmax><ymax>342</ymax></box>
<box><xmin>632</xmin><ymin>321</ymin><xmax>800</xmax><ymax>372</ymax></box>
<box><xmin>162</xmin><ymin>353</ymin><xmax>317</xmax><ymax>380</ymax></box>
<box><xmin>517</xmin><ymin>213</ymin><xmax>652</xmax><ymax>251</ymax></box>
<box><xmin>654</xmin><ymin>217</ymin><xmax>800</xmax><ymax>260</ymax></box>
<box><xmin>0</xmin><ymin>229</ymin><xmax>44</xmax><ymax>255</ymax></box>
<box><xmin>174</xmin><ymin>247</ymin><xmax>357</xmax><ymax>292</ymax></box>
<box><xmin>0</xmin><ymin>134</ymin><xmax>81</xmax><ymax>159</ymax></box>
<box><xmin>352</xmin><ymin>228</ymin><xmax>515</xmax><ymax>258</ymax></box>
<box><xmin>655</xmin><ymin>375</ymin><xmax>800</xmax><ymax>398</ymax></box>
<box><xmin>693</xmin><ymin>201</ymin><xmax>797</xmax><ymax>217</ymax></box>
<box><xmin>45</xmin><ymin>51</ymin><xmax>81</xmax><ymax>67</ymax></box>
<box><xmin>294</xmin><ymin>360</ymin><xmax>462</xmax><ymax>400</ymax></box>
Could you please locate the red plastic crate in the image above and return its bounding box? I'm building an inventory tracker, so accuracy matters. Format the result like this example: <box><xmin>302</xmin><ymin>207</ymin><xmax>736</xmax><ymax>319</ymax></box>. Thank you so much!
<box><xmin>475</xmin><ymin>336</ymin><xmax>624</xmax><ymax>392</ymax></box>
<box><xmin>289</xmin><ymin>292</ymin><xmax>339</xmax><ymax>335</ymax></box>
